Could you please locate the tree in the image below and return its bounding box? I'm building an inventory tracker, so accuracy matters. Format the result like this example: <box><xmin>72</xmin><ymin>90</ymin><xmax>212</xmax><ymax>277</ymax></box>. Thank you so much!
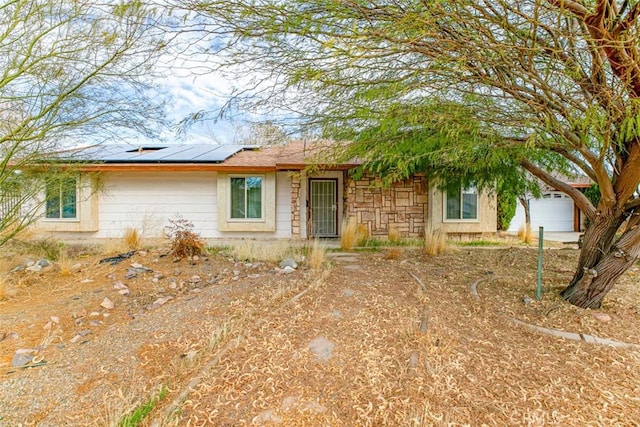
<box><xmin>0</xmin><ymin>0</ymin><xmax>166</xmax><ymax>245</ymax></box>
<box><xmin>183</xmin><ymin>0</ymin><xmax>640</xmax><ymax>308</ymax></box>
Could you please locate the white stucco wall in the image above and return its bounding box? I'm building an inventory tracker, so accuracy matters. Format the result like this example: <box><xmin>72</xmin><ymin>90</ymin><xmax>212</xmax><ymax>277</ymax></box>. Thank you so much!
<box><xmin>34</xmin><ymin>170</ymin><xmax>292</xmax><ymax>241</ymax></box>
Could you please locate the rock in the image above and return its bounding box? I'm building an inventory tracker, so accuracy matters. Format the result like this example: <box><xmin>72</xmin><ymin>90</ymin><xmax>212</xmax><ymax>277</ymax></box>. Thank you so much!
<box><xmin>113</xmin><ymin>282</ymin><xmax>128</xmax><ymax>290</ymax></box>
<box><xmin>301</xmin><ymin>401</ymin><xmax>327</xmax><ymax>414</ymax></box>
<box><xmin>37</xmin><ymin>259</ymin><xmax>51</xmax><ymax>267</ymax></box>
<box><xmin>130</xmin><ymin>262</ymin><xmax>143</xmax><ymax>269</ymax></box>
<box><xmin>80</xmin><ymin>279</ymin><xmax>93</xmax><ymax>284</ymax></box>
<box><xmin>280</xmin><ymin>258</ymin><xmax>298</xmax><ymax>269</ymax></box>
<box><xmin>118</xmin><ymin>289</ymin><xmax>130</xmax><ymax>296</ymax></box>
<box><xmin>248</xmin><ymin>274</ymin><xmax>261</xmax><ymax>279</ymax></box>
<box><xmin>125</xmin><ymin>269</ymin><xmax>138</xmax><ymax>279</ymax></box>
<box><xmin>90</xmin><ymin>311</ymin><xmax>101</xmax><ymax>317</ymax></box>
<box><xmin>252</xmin><ymin>409</ymin><xmax>283</xmax><ymax>424</ymax></box>
<box><xmin>153</xmin><ymin>296</ymin><xmax>173</xmax><ymax>306</ymax></box>
<box><xmin>281</xmin><ymin>396</ymin><xmax>298</xmax><ymax>411</ymax></box>
<box><xmin>189</xmin><ymin>275</ymin><xmax>201</xmax><ymax>283</ymax></box>
<box><xmin>89</xmin><ymin>320</ymin><xmax>102</xmax><ymax>326</ymax></box>
<box><xmin>308</xmin><ymin>336</ymin><xmax>335</xmax><ymax>362</ymax></box>
<box><xmin>592</xmin><ymin>312</ymin><xmax>612</xmax><ymax>322</ymax></box>
<box><xmin>50</xmin><ymin>316</ymin><xmax>60</xmax><ymax>324</ymax></box>
<box><xmin>26</xmin><ymin>264</ymin><xmax>42</xmax><ymax>272</ymax></box>
<box><xmin>100</xmin><ymin>297</ymin><xmax>115</xmax><ymax>310</ymax></box>
<box><xmin>523</xmin><ymin>295</ymin><xmax>534</xmax><ymax>305</ymax></box>
<box><xmin>283</xmin><ymin>266</ymin><xmax>296</xmax><ymax>274</ymax></box>
<box><xmin>71</xmin><ymin>263</ymin><xmax>83</xmax><ymax>272</ymax></box>
<box><xmin>12</xmin><ymin>349</ymin><xmax>36</xmax><ymax>367</ymax></box>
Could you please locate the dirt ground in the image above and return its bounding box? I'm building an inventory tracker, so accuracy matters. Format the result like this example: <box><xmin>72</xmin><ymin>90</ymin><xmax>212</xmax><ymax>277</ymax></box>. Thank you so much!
<box><xmin>1</xmin><ymin>239</ymin><xmax>640</xmax><ymax>426</ymax></box>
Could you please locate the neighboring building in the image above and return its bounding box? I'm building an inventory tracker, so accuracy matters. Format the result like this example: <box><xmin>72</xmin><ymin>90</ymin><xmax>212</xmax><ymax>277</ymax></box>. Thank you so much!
<box><xmin>28</xmin><ymin>141</ymin><xmax>497</xmax><ymax>241</ymax></box>
<box><xmin>508</xmin><ymin>175</ymin><xmax>592</xmax><ymax>232</ymax></box>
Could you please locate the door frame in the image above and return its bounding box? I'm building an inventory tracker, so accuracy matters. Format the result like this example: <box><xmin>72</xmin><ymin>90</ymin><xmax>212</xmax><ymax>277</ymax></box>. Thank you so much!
<box><xmin>308</xmin><ymin>178</ymin><xmax>339</xmax><ymax>237</ymax></box>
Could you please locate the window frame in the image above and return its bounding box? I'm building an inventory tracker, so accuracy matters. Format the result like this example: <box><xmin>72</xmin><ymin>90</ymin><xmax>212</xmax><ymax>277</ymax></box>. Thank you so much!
<box><xmin>44</xmin><ymin>176</ymin><xmax>78</xmax><ymax>221</ymax></box>
<box><xmin>228</xmin><ymin>174</ymin><xmax>265</xmax><ymax>222</ymax></box>
<box><xmin>444</xmin><ymin>186</ymin><xmax>479</xmax><ymax>222</ymax></box>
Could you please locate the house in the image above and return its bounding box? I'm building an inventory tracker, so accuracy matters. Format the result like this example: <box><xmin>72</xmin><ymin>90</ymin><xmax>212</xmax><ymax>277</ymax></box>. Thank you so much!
<box><xmin>507</xmin><ymin>175</ymin><xmax>592</xmax><ymax>233</ymax></box>
<box><xmin>29</xmin><ymin>141</ymin><xmax>497</xmax><ymax>242</ymax></box>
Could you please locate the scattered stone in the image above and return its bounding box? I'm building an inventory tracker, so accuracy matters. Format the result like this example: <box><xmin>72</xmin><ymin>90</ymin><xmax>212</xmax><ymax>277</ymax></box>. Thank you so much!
<box><xmin>281</xmin><ymin>396</ymin><xmax>298</xmax><ymax>412</ymax></box>
<box><xmin>131</xmin><ymin>262</ymin><xmax>143</xmax><ymax>269</ymax></box>
<box><xmin>283</xmin><ymin>266</ymin><xmax>296</xmax><ymax>274</ymax></box>
<box><xmin>301</xmin><ymin>401</ymin><xmax>327</xmax><ymax>414</ymax></box>
<box><xmin>592</xmin><ymin>312</ymin><xmax>612</xmax><ymax>323</ymax></box>
<box><xmin>308</xmin><ymin>336</ymin><xmax>335</xmax><ymax>362</ymax></box>
<box><xmin>89</xmin><ymin>320</ymin><xmax>102</xmax><ymax>326</ymax></box>
<box><xmin>252</xmin><ymin>409</ymin><xmax>283</xmax><ymax>424</ymax></box>
<box><xmin>113</xmin><ymin>282</ymin><xmax>128</xmax><ymax>290</ymax></box>
<box><xmin>4</xmin><ymin>332</ymin><xmax>19</xmax><ymax>341</ymax></box>
<box><xmin>342</xmin><ymin>289</ymin><xmax>355</xmax><ymax>297</ymax></box>
<box><xmin>78</xmin><ymin>329</ymin><xmax>92</xmax><ymax>336</ymax></box>
<box><xmin>331</xmin><ymin>310</ymin><xmax>343</xmax><ymax>319</ymax></box>
<box><xmin>523</xmin><ymin>295</ymin><xmax>534</xmax><ymax>305</ymax></box>
<box><xmin>189</xmin><ymin>275</ymin><xmax>201</xmax><ymax>283</ymax></box>
<box><xmin>280</xmin><ymin>258</ymin><xmax>298</xmax><ymax>269</ymax></box>
<box><xmin>26</xmin><ymin>264</ymin><xmax>42</xmax><ymax>273</ymax></box>
<box><xmin>107</xmin><ymin>273</ymin><xmax>117</xmax><ymax>280</ymax></box>
<box><xmin>100</xmin><ymin>297</ymin><xmax>115</xmax><ymax>310</ymax></box>
<box><xmin>191</xmin><ymin>288</ymin><xmax>201</xmax><ymax>293</ymax></box>
<box><xmin>125</xmin><ymin>269</ymin><xmax>138</xmax><ymax>280</ymax></box>
<box><xmin>50</xmin><ymin>316</ymin><xmax>60</xmax><ymax>324</ymax></box>
<box><xmin>80</xmin><ymin>279</ymin><xmax>93</xmax><ymax>284</ymax></box>
<box><xmin>154</xmin><ymin>273</ymin><xmax>164</xmax><ymax>280</ymax></box>
<box><xmin>191</xmin><ymin>255</ymin><xmax>200</xmax><ymax>262</ymax></box>
<box><xmin>168</xmin><ymin>282</ymin><xmax>177</xmax><ymax>290</ymax></box>
<box><xmin>37</xmin><ymin>259</ymin><xmax>51</xmax><ymax>268</ymax></box>
<box><xmin>138</xmin><ymin>250</ymin><xmax>148</xmax><ymax>256</ymax></box>
<box><xmin>248</xmin><ymin>274</ymin><xmax>261</xmax><ymax>279</ymax></box>
<box><xmin>232</xmin><ymin>270</ymin><xmax>241</xmax><ymax>276</ymax></box>
<box><xmin>152</xmin><ymin>278</ymin><xmax>159</xmax><ymax>283</ymax></box>
<box><xmin>153</xmin><ymin>296</ymin><xmax>173</xmax><ymax>306</ymax></box>
<box><xmin>70</xmin><ymin>335</ymin><xmax>81</xmax><ymax>344</ymax></box>
<box><xmin>118</xmin><ymin>289</ymin><xmax>130</xmax><ymax>296</ymax></box>
<box><xmin>12</xmin><ymin>349</ymin><xmax>36</xmax><ymax>367</ymax></box>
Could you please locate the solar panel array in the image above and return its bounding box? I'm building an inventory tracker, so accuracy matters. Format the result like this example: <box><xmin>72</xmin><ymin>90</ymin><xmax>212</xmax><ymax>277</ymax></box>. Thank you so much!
<box><xmin>63</xmin><ymin>144</ymin><xmax>251</xmax><ymax>163</ymax></box>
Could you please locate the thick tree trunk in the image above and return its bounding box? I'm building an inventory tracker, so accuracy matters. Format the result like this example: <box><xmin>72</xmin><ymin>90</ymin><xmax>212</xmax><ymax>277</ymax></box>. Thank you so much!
<box><xmin>561</xmin><ymin>213</ymin><xmax>640</xmax><ymax>308</ymax></box>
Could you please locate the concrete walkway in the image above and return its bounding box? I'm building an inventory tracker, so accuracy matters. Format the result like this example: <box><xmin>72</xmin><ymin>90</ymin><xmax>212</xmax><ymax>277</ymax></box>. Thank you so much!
<box><xmin>541</xmin><ymin>231</ymin><xmax>582</xmax><ymax>243</ymax></box>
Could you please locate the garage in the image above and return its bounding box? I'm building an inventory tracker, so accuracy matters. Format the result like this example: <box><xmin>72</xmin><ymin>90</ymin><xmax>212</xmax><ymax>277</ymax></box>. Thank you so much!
<box><xmin>508</xmin><ymin>192</ymin><xmax>576</xmax><ymax>232</ymax></box>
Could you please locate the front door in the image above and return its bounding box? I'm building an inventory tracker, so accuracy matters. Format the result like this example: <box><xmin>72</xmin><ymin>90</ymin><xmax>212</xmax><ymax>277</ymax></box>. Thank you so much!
<box><xmin>310</xmin><ymin>179</ymin><xmax>337</xmax><ymax>237</ymax></box>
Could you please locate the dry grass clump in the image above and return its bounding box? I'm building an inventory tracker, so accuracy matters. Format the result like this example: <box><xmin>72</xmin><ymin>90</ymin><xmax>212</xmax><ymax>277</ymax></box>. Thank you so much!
<box><xmin>387</xmin><ymin>225</ymin><xmax>402</xmax><ymax>243</ymax></box>
<box><xmin>306</xmin><ymin>239</ymin><xmax>326</xmax><ymax>270</ymax></box>
<box><xmin>423</xmin><ymin>225</ymin><xmax>447</xmax><ymax>256</ymax></box>
<box><xmin>123</xmin><ymin>227</ymin><xmax>142</xmax><ymax>251</ymax></box>
<box><xmin>231</xmin><ymin>239</ymin><xmax>299</xmax><ymax>262</ymax></box>
<box><xmin>341</xmin><ymin>218</ymin><xmax>369</xmax><ymax>250</ymax></box>
<box><xmin>384</xmin><ymin>247</ymin><xmax>402</xmax><ymax>260</ymax></box>
<box><xmin>518</xmin><ymin>223</ymin><xmax>534</xmax><ymax>244</ymax></box>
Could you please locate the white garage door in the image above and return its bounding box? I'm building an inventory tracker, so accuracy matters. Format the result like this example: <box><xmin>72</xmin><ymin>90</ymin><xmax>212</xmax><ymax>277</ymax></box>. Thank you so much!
<box><xmin>508</xmin><ymin>192</ymin><xmax>575</xmax><ymax>232</ymax></box>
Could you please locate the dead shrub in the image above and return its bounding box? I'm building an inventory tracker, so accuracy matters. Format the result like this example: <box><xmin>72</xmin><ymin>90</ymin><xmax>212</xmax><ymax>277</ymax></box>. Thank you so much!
<box><xmin>423</xmin><ymin>225</ymin><xmax>447</xmax><ymax>256</ymax></box>
<box><xmin>166</xmin><ymin>217</ymin><xmax>205</xmax><ymax>259</ymax></box>
<box><xmin>518</xmin><ymin>223</ymin><xmax>533</xmax><ymax>244</ymax></box>
<box><xmin>384</xmin><ymin>247</ymin><xmax>402</xmax><ymax>260</ymax></box>
<box><xmin>122</xmin><ymin>227</ymin><xmax>141</xmax><ymax>251</ymax></box>
<box><xmin>341</xmin><ymin>218</ymin><xmax>369</xmax><ymax>250</ymax></box>
<box><xmin>307</xmin><ymin>239</ymin><xmax>326</xmax><ymax>270</ymax></box>
<box><xmin>388</xmin><ymin>225</ymin><xmax>402</xmax><ymax>243</ymax></box>
<box><xmin>231</xmin><ymin>240</ymin><xmax>298</xmax><ymax>262</ymax></box>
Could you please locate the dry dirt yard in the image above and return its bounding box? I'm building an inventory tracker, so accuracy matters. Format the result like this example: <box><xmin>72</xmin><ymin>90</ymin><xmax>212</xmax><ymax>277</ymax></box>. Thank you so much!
<box><xmin>1</xmin><ymin>240</ymin><xmax>640</xmax><ymax>426</ymax></box>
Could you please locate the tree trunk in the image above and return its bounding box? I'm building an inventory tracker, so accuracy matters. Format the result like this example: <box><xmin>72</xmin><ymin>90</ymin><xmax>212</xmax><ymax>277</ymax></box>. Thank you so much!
<box><xmin>517</xmin><ymin>196</ymin><xmax>531</xmax><ymax>228</ymax></box>
<box><xmin>561</xmin><ymin>212</ymin><xmax>640</xmax><ymax>308</ymax></box>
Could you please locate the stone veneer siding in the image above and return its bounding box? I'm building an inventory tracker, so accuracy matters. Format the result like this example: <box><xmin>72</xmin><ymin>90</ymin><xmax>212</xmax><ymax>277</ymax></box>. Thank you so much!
<box><xmin>345</xmin><ymin>173</ymin><xmax>428</xmax><ymax>238</ymax></box>
<box><xmin>290</xmin><ymin>173</ymin><xmax>301</xmax><ymax>238</ymax></box>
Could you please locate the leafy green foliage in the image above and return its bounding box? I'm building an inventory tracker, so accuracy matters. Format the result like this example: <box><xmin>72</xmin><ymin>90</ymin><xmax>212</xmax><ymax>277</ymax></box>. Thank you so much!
<box><xmin>497</xmin><ymin>192</ymin><xmax>517</xmax><ymax>231</ymax></box>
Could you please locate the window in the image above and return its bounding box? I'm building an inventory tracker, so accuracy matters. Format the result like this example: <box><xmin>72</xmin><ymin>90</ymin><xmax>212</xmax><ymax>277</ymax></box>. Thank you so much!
<box><xmin>446</xmin><ymin>187</ymin><xmax>478</xmax><ymax>220</ymax></box>
<box><xmin>230</xmin><ymin>176</ymin><xmax>263</xmax><ymax>220</ymax></box>
<box><xmin>45</xmin><ymin>177</ymin><xmax>77</xmax><ymax>219</ymax></box>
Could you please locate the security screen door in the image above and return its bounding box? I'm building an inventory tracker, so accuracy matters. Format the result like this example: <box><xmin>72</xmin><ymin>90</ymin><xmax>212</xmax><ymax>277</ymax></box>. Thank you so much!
<box><xmin>310</xmin><ymin>179</ymin><xmax>337</xmax><ymax>237</ymax></box>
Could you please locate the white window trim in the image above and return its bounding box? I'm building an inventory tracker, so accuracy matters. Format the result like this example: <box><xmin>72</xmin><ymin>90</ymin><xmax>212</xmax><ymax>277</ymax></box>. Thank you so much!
<box><xmin>443</xmin><ymin>187</ymin><xmax>480</xmax><ymax>223</ymax></box>
<box><xmin>228</xmin><ymin>174</ymin><xmax>266</xmax><ymax>223</ymax></box>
